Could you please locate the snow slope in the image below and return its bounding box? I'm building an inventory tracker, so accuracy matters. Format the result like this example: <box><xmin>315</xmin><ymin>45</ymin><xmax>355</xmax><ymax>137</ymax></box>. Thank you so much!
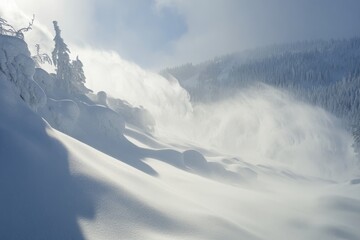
<box><xmin>1</xmin><ymin>34</ymin><xmax>360</xmax><ymax>240</ymax></box>
<box><xmin>2</xmin><ymin>76</ymin><xmax>360</xmax><ymax>239</ymax></box>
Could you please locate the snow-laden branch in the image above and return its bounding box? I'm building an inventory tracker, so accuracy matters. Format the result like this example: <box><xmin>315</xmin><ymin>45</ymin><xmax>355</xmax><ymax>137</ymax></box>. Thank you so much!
<box><xmin>0</xmin><ymin>15</ymin><xmax>35</xmax><ymax>40</ymax></box>
<box><xmin>32</xmin><ymin>44</ymin><xmax>52</xmax><ymax>67</ymax></box>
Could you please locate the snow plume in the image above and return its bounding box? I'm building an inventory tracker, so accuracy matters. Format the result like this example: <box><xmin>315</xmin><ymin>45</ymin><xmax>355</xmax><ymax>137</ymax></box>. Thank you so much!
<box><xmin>155</xmin><ymin>85</ymin><xmax>358</xmax><ymax>181</ymax></box>
<box><xmin>73</xmin><ymin>45</ymin><xmax>357</xmax><ymax>180</ymax></box>
<box><xmin>71</xmin><ymin>46</ymin><xmax>357</xmax><ymax>181</ymax></box>
<box><xmin>76</xmin><ymin>47</ymin><xmax>193</xmax><ymax>122</ymax></box>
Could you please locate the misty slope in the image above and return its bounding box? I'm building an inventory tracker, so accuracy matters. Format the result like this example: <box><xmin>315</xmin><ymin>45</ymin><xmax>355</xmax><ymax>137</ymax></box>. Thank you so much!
<box><xmin>161</xmin><ymin>38</ymin><xmax>360</xmax><ymax>134</ymax></box>
<box><xmin>1</xmin><ymin>34</ymin><xmax>360</xmax><ymax>240</ymax></box>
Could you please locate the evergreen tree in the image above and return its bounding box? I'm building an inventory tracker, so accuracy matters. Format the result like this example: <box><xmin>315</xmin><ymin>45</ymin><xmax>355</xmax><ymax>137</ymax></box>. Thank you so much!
<box><xmin>51</xmin><ymin>21</ymin><xmax>72</xmax><ymax>92</ymax></box>
<box><xmin>71</xmin><ymin>56</ymin><xmax>91</xmax><ymax>93</ymax></box>
<box><xmin>51</xmin><ymin>21</ymin><xmax>90</xmax><ymax>95</ymax></box>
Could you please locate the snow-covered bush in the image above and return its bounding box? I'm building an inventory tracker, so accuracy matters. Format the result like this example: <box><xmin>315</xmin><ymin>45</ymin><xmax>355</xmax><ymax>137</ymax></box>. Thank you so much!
<box><xmin>32</xmin><ymin>44</ymin><xmax>52</xmax><ymax>67</ymax></box>
<box><xmin>39</xmin><ymin>99</ymin><xmax>80</xmax><ymax>132</ymax></box>
<box><xmin>107</xmin><ymin>97</ymin><xmax>155</xmax><ymax>132</ymax></box>
<box><xmin>0</xmin><ymin>15</ymin><xmax>34</xmax><ymax>40</ymax></box>
<box><xmin>0</xmin><ymin>35</ymin><xmax>46</xmax><ymax>110</ymax></box>
<box><xmin>69</xmin><ymin>102</ymin><xmax>125</xmax><ymax>143</ymax></box>
<box><xmin>96</xmin><ymin>91</ymin><xmax>108</xmax><ymax>106</ymax></box>
<box><xmin>86</xmin><ymin>91</ymin><xmax>155</xmax><ymax>133</ymax></box>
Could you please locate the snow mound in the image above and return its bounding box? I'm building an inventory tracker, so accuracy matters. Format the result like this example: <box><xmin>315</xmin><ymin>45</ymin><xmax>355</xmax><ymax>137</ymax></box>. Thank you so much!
<box><xmin>74</xmin><ymin>102</ymin><xmax>126</xmax><ymax>139</ymax></box>
<box><xmin>40</xmin><ymin>98</ymin><xmax>80</xmax><ymax>132</ymax></box>
<box><xmin>183</xmin><ymin>150</ymin><xmax>208</xmax><ymax>172</ymax></box>
<box><xmin>0</xmin><ymin>35</ymin><xmax>46</xmax><ymax>110</ymax></box>
<box><xmin>40</xmin><ymin>99</ymin><xmax>125</xmax><ymax>142</ymax></box>
<box><xmin>96</xmin><ymin>91</ymin><xmax>107</xmax><ymax>105</ymax></box>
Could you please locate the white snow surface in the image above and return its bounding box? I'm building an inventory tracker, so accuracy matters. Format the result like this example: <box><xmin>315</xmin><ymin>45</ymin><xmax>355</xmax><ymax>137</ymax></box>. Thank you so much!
<box><xmin>1</xmin><ymin>35</ymin><xmax>360</xmax><ymax>240</ymax></box>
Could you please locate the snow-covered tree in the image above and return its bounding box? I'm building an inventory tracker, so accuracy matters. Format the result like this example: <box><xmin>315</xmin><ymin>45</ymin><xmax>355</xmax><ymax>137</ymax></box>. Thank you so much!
<box><xmin>51</xmin><ymin>21</ymin><xmax>91</xmax><ymax>96</ymax></box>
<box><xmin>0</xmin><ymin>17</ymin><xmax>9</xmax><ymax>35</ymax></box>
<box><xmin>52</xmin><ymin>20</ymin><xmax>72</xmax><ymax>91</ymax></box>
<box><xmin>71</xmin><ymin>56</ymin><xmax>91</xmax><ymax>93</ymax></box>
<box><xmin>14</xmin><ymin>15</ymin><xmax>34</xmax><ymax>40</ymax></box>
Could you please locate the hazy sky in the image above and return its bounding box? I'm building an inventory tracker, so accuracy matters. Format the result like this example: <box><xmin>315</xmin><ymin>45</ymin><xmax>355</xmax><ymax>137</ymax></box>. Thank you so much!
<box><xmin>5</xmin><ymin>0</ymin><xmax>360</xmax><ymax>69</ymax></box>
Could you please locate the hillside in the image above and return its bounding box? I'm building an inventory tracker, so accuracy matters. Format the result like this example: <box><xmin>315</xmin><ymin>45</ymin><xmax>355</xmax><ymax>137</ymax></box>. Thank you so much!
<box><xmin>161</xmin><ymin>38</ymin><xmax>360</xmax><ymax>133</ymax></box>
<box><xmin>1</xmin><ymin>31</ymin><xmax>360</xmax><ymax>240</ymax></box>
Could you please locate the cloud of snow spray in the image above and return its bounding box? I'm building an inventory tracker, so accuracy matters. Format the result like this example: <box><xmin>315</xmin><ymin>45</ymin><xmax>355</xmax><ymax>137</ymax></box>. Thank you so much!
<box><xmin>81</xmin><ymin>49</ymin><xmax>358</xmax><ymax>181</ymax></box>
<box><xmin>77</xmin><ymin>47</ymin><xmax>192</xmax><ymax>120</ymax></box>
<box><xmin>163</xmin><ymin>86</ymin><xmax>358</xmax><ymax>181</ymax></box>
